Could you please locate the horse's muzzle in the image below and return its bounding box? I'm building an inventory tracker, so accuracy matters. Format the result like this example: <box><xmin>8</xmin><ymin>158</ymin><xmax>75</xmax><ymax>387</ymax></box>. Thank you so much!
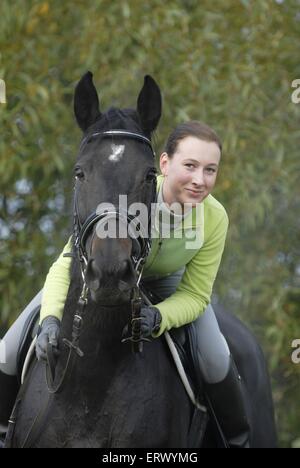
<box><xmin>85</xmin><ymin>257</ymin><xmax>136</xmax><ymax>301</ymax></box>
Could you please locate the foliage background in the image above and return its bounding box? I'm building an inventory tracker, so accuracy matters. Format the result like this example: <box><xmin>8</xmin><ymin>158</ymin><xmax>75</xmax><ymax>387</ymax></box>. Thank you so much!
<box><xmin>0</xmin><ymin>0</ymin><xmax>299</xmax><ymax>447</ymax></box>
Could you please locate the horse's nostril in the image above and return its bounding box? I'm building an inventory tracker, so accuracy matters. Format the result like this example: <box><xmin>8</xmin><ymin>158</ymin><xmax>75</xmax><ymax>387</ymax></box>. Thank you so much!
<box><xmin>118</xmin><ymin>279</ymin><xmax>130</xmax><ymax>292</ymax></box>
<box><xmin>118</xmin><ymin>259</ymin><xmax>136</xmax><ymax>287</ymax></box>
<box><xmin>86</xmin><ymin>259</ymin><xmax>101</xmax><ymax>290</ymax></box>
<box><xmin>120</xmin><ymin>260</ymin><xmax>129</xmax><ymax>275</ymax></box>
<box><xmin>90</xmin><ymin>278</ymin><xmax>100</xmax><ymax>290</ymax></box>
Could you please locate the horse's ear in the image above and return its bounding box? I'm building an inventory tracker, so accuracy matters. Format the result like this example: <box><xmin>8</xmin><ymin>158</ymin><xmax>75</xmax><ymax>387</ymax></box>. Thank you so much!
<box><xmin>74</xmin><ymin>71</ymin><xmax>101</xmax><ymax>131</ymax></box>
<box><xmin>137</xmin><ymin>75</ymin><xmax>162</xmax><ymax>134</ymax></box>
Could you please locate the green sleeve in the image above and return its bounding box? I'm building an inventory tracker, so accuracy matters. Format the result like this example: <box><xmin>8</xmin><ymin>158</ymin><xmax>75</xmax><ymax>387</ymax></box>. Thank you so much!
<box><xmin>153</xmin><ymin>212</ymin><xmax>229</xmax><ymax>337</ymax></box>
<box><xmin>40</xmin><ymin>237</ymin><xmax>73</xmax><ymax>323</ymax></box>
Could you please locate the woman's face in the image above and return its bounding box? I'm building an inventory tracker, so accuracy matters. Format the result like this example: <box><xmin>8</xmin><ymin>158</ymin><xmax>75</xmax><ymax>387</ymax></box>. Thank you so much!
<box><xmin>160</xmin><ymin>136</ymin><xmax>221</xmax><ymax>207</ymax></box>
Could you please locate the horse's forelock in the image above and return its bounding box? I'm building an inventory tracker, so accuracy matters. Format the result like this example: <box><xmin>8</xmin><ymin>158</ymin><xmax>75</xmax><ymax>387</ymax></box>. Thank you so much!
<box><xmin>86</xmin><ymin>107</ymin><xmax>142</xmax><ymax>136</ymax></box>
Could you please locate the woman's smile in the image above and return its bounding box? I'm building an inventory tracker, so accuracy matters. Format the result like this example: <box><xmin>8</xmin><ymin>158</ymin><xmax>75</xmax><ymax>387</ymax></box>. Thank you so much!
<box><xmin>185</xmin><ymin>188</ymin><xmax>204</xmax><ymax>195</ymax></box>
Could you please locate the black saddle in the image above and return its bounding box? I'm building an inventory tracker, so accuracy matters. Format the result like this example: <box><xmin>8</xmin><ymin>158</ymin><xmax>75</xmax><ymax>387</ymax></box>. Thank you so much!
<box><xmin>16</xmin><ymin>306</ymin><xmax>40</xmax><ymax>384</ymax></box>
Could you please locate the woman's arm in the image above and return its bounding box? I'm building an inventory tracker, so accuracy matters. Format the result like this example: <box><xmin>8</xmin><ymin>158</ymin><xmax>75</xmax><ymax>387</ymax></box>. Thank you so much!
<box><xmin>40</xmin><ymin>237</ymin><xmax>73</xmax><ymax>323</ymax></box>
<box><xmin>153</xmin><ymin>210</ymin><xmax>229</xmax><ymax>337</ymax></box>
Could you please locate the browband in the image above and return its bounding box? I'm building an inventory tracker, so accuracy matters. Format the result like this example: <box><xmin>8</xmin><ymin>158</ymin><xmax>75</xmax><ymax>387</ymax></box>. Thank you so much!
<box><xmin>80</xmin><ymin>130</ymin><xmax>155</xmax><ymax>156</ymax></box>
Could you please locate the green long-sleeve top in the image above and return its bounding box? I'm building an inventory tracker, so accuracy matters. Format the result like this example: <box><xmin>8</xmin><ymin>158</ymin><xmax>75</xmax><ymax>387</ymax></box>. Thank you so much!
<box><xmin>40</xmin><ymin>175</ymin><xmax>228</xmax><ymax>336</ymax></box>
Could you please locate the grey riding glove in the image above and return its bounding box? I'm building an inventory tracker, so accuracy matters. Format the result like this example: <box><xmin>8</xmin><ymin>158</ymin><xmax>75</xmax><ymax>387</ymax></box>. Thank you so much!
<box><xmin>140</xmin><ymin>306</ymin><xmax>162</xmax><ymax>337</ymax></box>
<box><xmin>35</xmin><ymin>316</ymin><xmax>61</xmax><ymax>361</ymax></box>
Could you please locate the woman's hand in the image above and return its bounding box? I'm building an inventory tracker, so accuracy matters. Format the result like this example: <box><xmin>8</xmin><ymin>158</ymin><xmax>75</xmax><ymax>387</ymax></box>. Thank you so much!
<box><xmin>140</xmin><ymin>306</ymin><xmax>162</xmax><ymax>337</ymax></box>
<box><xmin>35</xmin><ymin>316</ymin><xmax>61</xmax><ymax>361</ymax></box>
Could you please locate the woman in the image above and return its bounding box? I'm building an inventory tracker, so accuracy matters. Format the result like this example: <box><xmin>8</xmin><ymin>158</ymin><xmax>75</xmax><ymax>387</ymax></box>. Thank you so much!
<box><xmin>0</xmin><ymin>121</ymin><xmax>249</xmax><ymax>448</ymax></box>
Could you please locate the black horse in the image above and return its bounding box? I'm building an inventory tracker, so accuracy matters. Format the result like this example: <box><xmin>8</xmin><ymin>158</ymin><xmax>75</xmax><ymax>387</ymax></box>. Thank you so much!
<box><xmin>6</xmin><ymin>73</ymin><xmax>277</xmax><ymax>448</ymax></box>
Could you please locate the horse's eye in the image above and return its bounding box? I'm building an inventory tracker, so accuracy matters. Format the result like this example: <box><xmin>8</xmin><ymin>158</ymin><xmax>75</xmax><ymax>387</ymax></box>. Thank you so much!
<box><xmin>75</xmin><ymin>167</ymin><xmax>85</xmax><ymax>181</ymax></box>
<box><xmin>145</xmin><ymin>168</ymin><xmax>157</xmax><ymax>183</ymax></box>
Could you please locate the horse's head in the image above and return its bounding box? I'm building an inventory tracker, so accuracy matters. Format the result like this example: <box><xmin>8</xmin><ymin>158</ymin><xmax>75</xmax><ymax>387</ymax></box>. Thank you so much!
<box><xmin>73</xmin><ymin>72</ymin><xmax>161</xmax><ymax>305</ymax></box>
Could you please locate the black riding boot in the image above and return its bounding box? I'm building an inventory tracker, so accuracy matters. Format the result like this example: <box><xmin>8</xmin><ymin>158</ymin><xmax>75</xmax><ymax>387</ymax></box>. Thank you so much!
<box><xmin>0</xmin><ymin>370</ymin><xmax>19</xmax><ymax>434</ymax></box>
<box><xmin>205</xmin><ymin>357</ymin><xmax>250</xmax><ymax>448</ymax></box>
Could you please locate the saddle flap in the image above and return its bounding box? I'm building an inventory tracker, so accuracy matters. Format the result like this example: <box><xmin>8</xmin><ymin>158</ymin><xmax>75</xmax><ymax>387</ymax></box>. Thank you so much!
<box><xmin>16</xmin><ymin>306</ymin><xmax>40</xmax><ymax>383</ymax></box>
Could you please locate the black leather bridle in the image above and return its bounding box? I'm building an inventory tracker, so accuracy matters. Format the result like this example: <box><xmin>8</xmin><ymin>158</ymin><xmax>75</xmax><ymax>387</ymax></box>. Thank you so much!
<box><xmin>74</xmin><ymin>130</ymin><xmax>157</xmax><ymax>280</ymax></box>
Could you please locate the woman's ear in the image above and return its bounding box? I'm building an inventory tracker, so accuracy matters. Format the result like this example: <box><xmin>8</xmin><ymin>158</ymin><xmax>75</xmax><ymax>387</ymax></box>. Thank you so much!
<box><xmin>160</xmin><ymin>152</ymin><xmax>169</xmax><ymax>176</ymax></box>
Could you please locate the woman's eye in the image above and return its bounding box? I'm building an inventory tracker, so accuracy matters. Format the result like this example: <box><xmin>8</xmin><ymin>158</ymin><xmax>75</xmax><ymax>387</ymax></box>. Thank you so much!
<box><xmin>185</xmin><ymin>164</ymin><xmax>195</xmax><ymax>169</ymax></box>
<box><xmin>206</xmin><ymin>168</ymin><xmax>216</xmax><ymax>173</ymax></box>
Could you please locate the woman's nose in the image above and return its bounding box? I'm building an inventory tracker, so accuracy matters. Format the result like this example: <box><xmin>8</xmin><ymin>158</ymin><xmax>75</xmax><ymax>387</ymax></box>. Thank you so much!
<box><xmin>192</xmin><ymin>169</ymin><xmax>205</xmax><ymax>186</ymax></box>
